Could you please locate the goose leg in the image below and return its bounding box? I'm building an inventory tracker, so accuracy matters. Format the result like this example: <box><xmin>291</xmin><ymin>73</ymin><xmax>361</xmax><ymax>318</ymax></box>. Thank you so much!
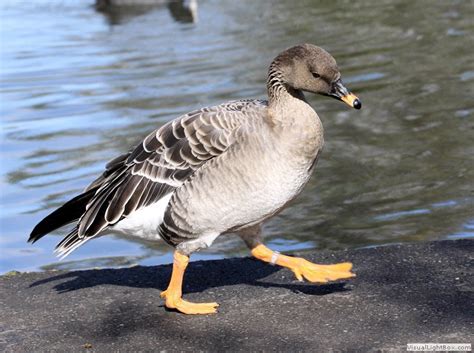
<box><xmin>160</xmin><ymin>251</ymin><xmax>219</xmax><ymax>314</ymax></box>
<box><xmin>250</xmin><ymin>244</ymin><xmax>355</xmax><ymax>283</ymax></box>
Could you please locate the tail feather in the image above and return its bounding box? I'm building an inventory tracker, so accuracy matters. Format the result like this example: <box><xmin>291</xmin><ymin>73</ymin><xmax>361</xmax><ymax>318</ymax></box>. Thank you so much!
<box><xmin>54</xmin><ymin>228</ymin><xmax>90</xmax><ymax>259</ymax></box>
<box><xmin>28</xmin><ymin>188</ymin><xmax>97</xmax><ymax>243</ymax></box>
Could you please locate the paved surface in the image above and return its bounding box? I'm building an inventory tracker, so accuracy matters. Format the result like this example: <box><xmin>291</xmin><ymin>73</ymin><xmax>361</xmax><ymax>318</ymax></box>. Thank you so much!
<box><xmin>1</xmin><ymin>239</ymin><xmax>473</xmax><ymax>352</ymax></box>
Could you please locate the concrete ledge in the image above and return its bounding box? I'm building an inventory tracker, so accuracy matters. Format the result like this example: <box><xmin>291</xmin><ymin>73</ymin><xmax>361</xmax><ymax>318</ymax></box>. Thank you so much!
<box><xmin>1</xmin><ymin>239</ymin><xmax>472</xmax><ymax>352</ymax></box>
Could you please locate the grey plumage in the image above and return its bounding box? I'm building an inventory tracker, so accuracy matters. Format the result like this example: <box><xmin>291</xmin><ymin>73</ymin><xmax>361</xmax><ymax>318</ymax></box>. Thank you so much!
<box><xmin>81</xmin><ymin>100</ymin><xmax>264</xmax><ymax>237</ymax></box>
<box><xmin>30</xmin><ymin>43</ymin><xmax>359</xmax><ymax>258</ymax></box>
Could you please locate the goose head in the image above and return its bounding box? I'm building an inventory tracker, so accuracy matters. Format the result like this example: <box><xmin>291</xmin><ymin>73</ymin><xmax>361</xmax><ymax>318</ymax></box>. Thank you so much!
<box><xmin>270</xmin><ymin>44</ymin><xmax>361</xmax><ymax>109</ymax></box>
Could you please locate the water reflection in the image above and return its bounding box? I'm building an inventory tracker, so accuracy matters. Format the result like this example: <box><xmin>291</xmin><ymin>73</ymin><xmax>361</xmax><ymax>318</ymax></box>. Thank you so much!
<box><xmin>95</xmin><ymin>0</ymin><xmax>198</xmax><ymax>25</ymax></box>
<box><xmin>0</xmin><ymin>0</ymin><xmax>473</xmax><ymax>273</ymax></box>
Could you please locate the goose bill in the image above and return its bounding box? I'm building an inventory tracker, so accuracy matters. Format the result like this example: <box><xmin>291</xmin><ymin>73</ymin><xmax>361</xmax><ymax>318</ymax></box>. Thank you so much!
<box><xmin>330</xmin><ymin>79</ymin><xmax>362</xmax><ymax>109</ymax></box>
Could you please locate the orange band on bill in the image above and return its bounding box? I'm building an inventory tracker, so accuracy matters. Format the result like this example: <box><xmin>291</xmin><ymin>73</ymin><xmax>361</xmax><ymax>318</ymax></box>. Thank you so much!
<box><xmin>341</xmin><ymin>93</ymin><xmax>359</xmax><ymax>107</ymax></box>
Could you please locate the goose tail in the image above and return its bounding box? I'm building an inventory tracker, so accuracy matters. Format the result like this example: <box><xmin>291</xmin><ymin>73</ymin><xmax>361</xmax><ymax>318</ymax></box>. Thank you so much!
<box><xmin>54</xmin><ymin>228</ymin><xmax>90</xmax><ymax>259</ymax></box>
<box><xmin>28</xmin><ymin>188</ymin><xmax>96</xmax><ymax>244</ymax></box>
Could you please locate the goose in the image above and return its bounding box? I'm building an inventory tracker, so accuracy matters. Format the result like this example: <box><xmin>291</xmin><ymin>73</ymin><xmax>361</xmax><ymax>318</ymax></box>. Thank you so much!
<box><xmin>29</xmin><ymin>44</ymin><xmax>361</xmax><ymax>315</ymax></box>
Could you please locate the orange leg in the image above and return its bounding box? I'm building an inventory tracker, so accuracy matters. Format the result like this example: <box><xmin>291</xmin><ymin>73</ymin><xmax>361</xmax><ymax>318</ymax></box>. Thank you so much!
<box><xmin>160</xmin><ymin>251</ymin><xmax>219</xmax><ymax>315</ymax></box>
<box><xmin>251</xmin><ymin>244</ymin><xmax>355</xmax><ymax>283</ymax></box>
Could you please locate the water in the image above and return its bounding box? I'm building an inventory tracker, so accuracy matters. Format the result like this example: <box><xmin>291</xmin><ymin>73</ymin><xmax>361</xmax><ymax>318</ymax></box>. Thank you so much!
<box><xmin>1</xmin><ymin>0</ymin><xmax>473</xmax><ymax>273</ymax></box>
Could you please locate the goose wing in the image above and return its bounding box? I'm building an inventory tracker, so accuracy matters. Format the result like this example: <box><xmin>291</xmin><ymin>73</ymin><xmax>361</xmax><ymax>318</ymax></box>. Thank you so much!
<box><xmin>77</xmin><ymin>99</ymin><xmax>267</xmax><ymax>238</ymax></box>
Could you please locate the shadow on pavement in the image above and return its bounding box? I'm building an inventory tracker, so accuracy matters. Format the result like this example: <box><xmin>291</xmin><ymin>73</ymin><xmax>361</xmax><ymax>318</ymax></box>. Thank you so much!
<box><xmin>30</xmin><ymin>256</ymin><xmax>350</xmax><ymax>297</ymax></box>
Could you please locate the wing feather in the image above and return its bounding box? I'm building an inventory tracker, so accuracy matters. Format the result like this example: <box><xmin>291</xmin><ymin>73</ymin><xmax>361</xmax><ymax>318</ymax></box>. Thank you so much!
<box><xmin>74</xmin><ymin>100</ymin><xmax>267</xmax><ymax>239</ymax></box>
<box><xmin>105</xmin><ymin>175</ymin><xmax>142</xmax><ymax>223</ymax></box>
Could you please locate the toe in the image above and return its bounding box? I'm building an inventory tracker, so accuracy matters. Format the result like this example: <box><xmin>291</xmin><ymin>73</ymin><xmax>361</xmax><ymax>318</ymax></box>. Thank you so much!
<box><xmin>175</xmin><ymin>300</ymin><xmax>219</xmax><ymax>315</ymax></box>
<box><xmin>328</xmin><ymin>262</ymin><xmax>353</xmax><ymax>272</ymax></box>
<box><xmin>294</xmin><ymin>259</ymin><xmax>355</xmax><ymax>283</ymax></box>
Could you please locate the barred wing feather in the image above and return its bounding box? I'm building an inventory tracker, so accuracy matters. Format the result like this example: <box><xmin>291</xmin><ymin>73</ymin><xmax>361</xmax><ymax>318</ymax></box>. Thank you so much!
<box><xmin>76</xmin><ymin>100</ymin><xmax>266</xmax><ymax>239</ymax></box>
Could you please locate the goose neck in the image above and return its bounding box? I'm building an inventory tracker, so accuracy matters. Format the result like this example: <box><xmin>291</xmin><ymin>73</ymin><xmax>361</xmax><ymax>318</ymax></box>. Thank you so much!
<box><xmin>267</xmin><ymin>62</ymin><xmax>306</xmax><ymax>108</ymax></box>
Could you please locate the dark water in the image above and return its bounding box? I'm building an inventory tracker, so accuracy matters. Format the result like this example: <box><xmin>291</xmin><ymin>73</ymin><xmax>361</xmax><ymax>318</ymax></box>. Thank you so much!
<box><xmin>1</xmin><ymin>0</ymin><xmax>473</xmax><ymax>273</ymax></box>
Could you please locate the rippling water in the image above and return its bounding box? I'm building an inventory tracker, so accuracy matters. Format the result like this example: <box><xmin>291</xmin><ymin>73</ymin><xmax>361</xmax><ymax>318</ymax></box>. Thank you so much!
<box><xmin>1</xmin><ymin>0</ymin><xmax>473</xmax><ymax>273</ymax></box>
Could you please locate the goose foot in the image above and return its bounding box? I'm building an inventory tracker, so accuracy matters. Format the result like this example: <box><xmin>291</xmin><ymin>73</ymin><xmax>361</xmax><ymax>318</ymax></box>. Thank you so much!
<box><xmin>289</xmin><ymin>259</ymin><xmax>355</xmax><ymax>283</ymax></box>
<box><xmin>251</xmin><ymin>244</ymin><xmax>355</xmax><ymax>283</ymax></box>
<box><xmin>160</xmin><ymin>290</ymin><xmax>219</xmax><ymax>315</ymax></box>
<box><xmin>161</xmin><ymin>250</ymin><xmax>218</xmax><ymax>315</ymax></box>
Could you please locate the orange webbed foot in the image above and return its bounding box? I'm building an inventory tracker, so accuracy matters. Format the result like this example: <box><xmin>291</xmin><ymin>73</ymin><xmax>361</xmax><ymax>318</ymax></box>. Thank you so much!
<box><xmin>251</xmin><ymin>244</ymin><xmax>356</xmax><ymax>284</ymax></box>
<box><xmin>160</xmin><ymin>290</ymin><xmax>219</xmax><ymax>315</ymax></box>
<box><xmin>289</xmin><ymin>258</ymin><xmax>355</xmax><ymax>283</ymax></box>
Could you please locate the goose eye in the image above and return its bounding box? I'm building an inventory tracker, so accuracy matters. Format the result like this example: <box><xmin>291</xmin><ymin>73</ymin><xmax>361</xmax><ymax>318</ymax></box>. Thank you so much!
<box><xmin>312</xmin><ymin>72</ymin><xmax>321</xmax><ymax>79</ymax></box>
